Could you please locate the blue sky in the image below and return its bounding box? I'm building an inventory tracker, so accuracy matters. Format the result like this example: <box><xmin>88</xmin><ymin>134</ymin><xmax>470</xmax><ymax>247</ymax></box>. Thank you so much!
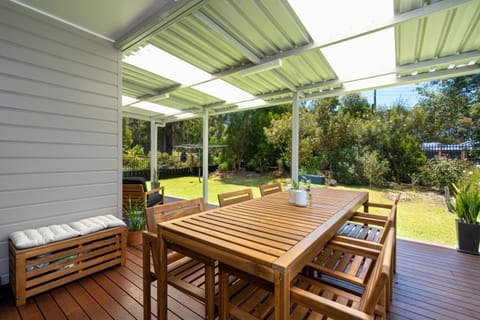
<box><xmin>361</xmin><ymin>83</ymin><xmax>423</xmax><ymax>108</ymax></box>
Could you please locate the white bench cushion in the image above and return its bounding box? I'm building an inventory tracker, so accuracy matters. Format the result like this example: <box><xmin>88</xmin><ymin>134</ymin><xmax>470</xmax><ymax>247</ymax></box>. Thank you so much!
<box><xmin>9</xmin><ymin>224</ymin><xmax>80</xmax><ymax>249</ymax></box>
<box><xmin>9</xmin><ymin>215</ymin><xmax>126</xmax><ymax>249</ymax></box>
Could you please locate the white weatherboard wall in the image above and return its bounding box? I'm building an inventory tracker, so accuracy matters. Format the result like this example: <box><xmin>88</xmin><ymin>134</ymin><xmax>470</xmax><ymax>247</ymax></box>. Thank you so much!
<box><xmin>0</xmin><ymin>3</ymin><xmax>122</xmax><ymax>284</ymax></box>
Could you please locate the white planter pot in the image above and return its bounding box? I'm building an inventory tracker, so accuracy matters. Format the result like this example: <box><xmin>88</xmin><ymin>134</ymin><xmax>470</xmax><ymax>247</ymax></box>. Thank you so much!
<box><xmin>289</xmin><ymin>189</ymin><xmax>296</xmax><ymax>204</ymax></box>
<box><xmin>289</xmin><ymin>189</ymin><xmax>307</xmax><ymax>206</ymax></box>
<box><xmin>295</xmin><ymin>190</ymin><xmax>307</xmax><ymax>206</ymax></box>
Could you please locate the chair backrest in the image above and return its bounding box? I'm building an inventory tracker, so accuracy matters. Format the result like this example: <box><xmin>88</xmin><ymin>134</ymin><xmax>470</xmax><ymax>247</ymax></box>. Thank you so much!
<box><xmin>359</xmin><ymin>228</ymin><xmax>394</xmax><ymax>314</ymax></box>
<box><xmin>123</xmin><ymin>176</ymin><xmax>148</xmax><ymax>192</ymax></box>
<box><xmin>145</xmin><ymin>198</ymin><xmax>205</xmax><ymax>232</ymax></box>
<box><xmin>122</xmin><ymin>184</ymin><xmax>147</xmax><ymax>220</ymax></box>
<box><xmin>259</xmin><ymin>183</ymin><xmax>282</xmax><ymax>197</ymax></box>
<box><xmin>218</xmin><ymin>188</ymin><xmax>253</xmax><ymax>207</ymax></box>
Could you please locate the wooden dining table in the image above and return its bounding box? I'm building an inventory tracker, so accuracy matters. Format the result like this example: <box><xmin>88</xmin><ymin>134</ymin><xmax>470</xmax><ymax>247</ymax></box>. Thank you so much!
<box><xmin>156</xmin><ymin>188</ymin><xmax>368</xmax><ymax>320</ymax></box>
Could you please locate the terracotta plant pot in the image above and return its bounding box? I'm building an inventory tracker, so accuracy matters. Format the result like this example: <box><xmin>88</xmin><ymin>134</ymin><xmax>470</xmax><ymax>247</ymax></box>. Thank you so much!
<box><xmin>127</xmin><ymin>230</ymin><xmax>143</xmax><ymax>246</ymax></box>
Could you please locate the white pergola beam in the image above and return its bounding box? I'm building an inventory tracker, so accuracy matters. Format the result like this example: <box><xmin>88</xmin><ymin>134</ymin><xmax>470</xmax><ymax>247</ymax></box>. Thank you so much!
<box><xmin>291</xmin><ymin>92</ymin><xmax>300</xmax><ymax>183</ymax></box>
<box><xmin>202</xmin><ymin>107</ymin><xmax>209</xmax><ymax>204</ymax></box>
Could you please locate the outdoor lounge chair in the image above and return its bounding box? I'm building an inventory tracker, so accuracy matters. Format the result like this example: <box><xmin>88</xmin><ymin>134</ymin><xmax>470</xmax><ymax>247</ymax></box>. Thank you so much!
<box><xmin>122</xmin><ymin>176</ymin><xmax>164</xmax><ymax>219</ymax></box>
<box><xmin>142</xmin><ymin>198</ymin><xmax>217</xmax><ymax>320</ymax></box>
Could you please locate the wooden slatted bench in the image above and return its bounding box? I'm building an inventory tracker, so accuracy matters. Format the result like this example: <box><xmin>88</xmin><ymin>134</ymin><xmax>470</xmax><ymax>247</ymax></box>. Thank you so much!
<box><xmin>9</xmin><ymin>225</ymin><xmax>126</xmax><ymax>306</ymax></box>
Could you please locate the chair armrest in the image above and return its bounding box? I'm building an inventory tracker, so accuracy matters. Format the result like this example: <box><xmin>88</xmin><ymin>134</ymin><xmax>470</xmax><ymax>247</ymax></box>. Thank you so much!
<box><xmin>363</xmin><ymin>202</ymin><xmax>393</xmax><ymax>209</ymax></box>
<box><xmin>305</xmin><ymin>262</ymin><xmax>366</xmax><ymax>287</ymax></box>
<box><xmin>350</xmin><ymin>213</ymin><xmax>388</xmax><ymax>226</ymax></box>
<box><xmin>143</xmin><ymin>231</ymin><xmax>184</xmax><ymax>264</ymax></box>
<box><xmin>291</xmin><ymin>286</ymin><xmax>372</xmax><ymax>320</ymax></box>
<box><xmin>328</xmin><ymin>238</ymin><xmax>382</xmax><ymax>259</ymax></box>
<box><xmin>147</xmin><ymin>186</ymin><xmax>164</xmax><ymax>196</ymax></box>
<box><xmin>331</xmin><ymin>235</ymin><xmax>384</xmax><ymax>251</ymax></box>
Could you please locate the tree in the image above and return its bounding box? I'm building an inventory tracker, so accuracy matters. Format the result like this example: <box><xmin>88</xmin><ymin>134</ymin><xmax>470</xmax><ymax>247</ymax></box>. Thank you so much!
<box><xmin>122</xmin><ymin>117</ymin><xmax>133</xmax><ymax>152</ymax></box>
<box><xmin>417</xmin><ymin>75</ymin><xmax>480</xmax><ymax>144</ymax></box>
<box><xmin>222</xmin><ymin>106</ymin><xmax>285</xmax><ymax>171</ymax></box>
<box><xmin>361</xmin><ymin>150</ymin><xmax>390</xmax><ymax>188</ymax></box>
<box><xmin>363</xmin><ymin>104</ymin><xmax>426</xmax><ymax>183</ymax></box>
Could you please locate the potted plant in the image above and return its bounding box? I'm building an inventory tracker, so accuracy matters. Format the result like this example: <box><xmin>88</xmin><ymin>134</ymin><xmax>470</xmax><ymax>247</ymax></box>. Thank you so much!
<box><xmin>289</xmin><ymin>180</ymin><xmax>308</xmax><ymax>206</ymax></box>
<box><xmin>124</xmin><ymin>197</ymin><xmax>146</xmax><ymax>246</ymax></box>
<box><xmin>448</xmin><ymin>182</ymin><xmax>480</xmax><ymax>255</ymax></box>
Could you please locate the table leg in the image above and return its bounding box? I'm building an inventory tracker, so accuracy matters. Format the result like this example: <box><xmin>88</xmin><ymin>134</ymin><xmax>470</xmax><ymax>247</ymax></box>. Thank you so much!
<box><xmin>219</xmin><ymin>263</ymin><xmax>229</xmax><ymax>320</ymax></box>
<box><xmin>143</xmin><ymin>236</ymin><xmax>152</xmax><ymax>320</ymax></box>
<box><xmin>274</xmin><ymin>270</ymin><xmax>289</xmax><ymax>320</ymax></box>
<box><xmin>205</xmin><ymin>261</ymin><xmax>215</xmax><ymax>320</ymax></box>
<box><xmin>158</xmin><ymin>230</ymin><xmax>168</xmax><ymax>320</ymax></box>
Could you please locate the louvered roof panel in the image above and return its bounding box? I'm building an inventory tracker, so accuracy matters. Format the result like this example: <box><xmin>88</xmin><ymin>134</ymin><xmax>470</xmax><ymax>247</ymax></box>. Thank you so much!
<box><xmin>396</xmin><ymin>0</ymin><xmax>480</xmax><ymax>66</ymax></box>
<box><xmin>123</xmin><ymin>63</ymin><xmax>177</xmax><ymax>92</ymax></box>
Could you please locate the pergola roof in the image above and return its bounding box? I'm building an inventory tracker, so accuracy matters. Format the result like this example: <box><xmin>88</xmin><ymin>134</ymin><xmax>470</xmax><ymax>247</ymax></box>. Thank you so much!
<box><xmin>13</xmin><ymin>0</ymin><xmax>480</xmax><ymax>125</ymax></box>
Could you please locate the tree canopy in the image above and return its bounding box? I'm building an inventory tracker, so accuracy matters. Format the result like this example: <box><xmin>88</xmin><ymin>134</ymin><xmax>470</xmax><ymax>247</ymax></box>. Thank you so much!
<box><xmin>123</xmin><ymin>75</ymin><xmax>479</xmax><ymax>186</ymax></box>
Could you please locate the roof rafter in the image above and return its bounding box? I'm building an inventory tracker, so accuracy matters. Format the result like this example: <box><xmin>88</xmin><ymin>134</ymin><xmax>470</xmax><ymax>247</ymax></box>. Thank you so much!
<box><xmin>128</xmin><ymin>0</ymin><xmax>472</xmax><ymax>104</ymax></box>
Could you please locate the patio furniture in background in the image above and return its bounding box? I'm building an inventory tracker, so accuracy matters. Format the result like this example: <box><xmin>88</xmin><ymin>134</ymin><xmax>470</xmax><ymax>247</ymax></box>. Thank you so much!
<box><xmin>122</xmin><ymin>176</ymin><xmax>164</xmax><ymax>220</ymax></box>
<box><xmin>217</xmin><ymin>188</ymin><xmax>253</xmax><ymax>207</ymax></box>
<box><xmin>143</xmin><ymin>198</ymin><xmax>216</xmax><ymax>320</ymax></box>
<box><xmin>259</xmin><ymin>182</ymin><xmax>282</xmax><ymax>197</ymax></box>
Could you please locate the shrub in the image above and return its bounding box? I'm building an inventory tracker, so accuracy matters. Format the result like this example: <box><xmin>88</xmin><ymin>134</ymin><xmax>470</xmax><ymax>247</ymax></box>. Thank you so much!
<box><xmin>420</xmin><ymin>156</ymin><xmax>470</xmax><ymax>191</ymax></box>
<box><xmin>361</xmin><ymin>150</ymin><xmax>390</xmax><ymax>188</ymax></box>
<box><xmin>218</xmin><ymin>160</ymin><xmax>233</xmax><ymax>172</ymax></box>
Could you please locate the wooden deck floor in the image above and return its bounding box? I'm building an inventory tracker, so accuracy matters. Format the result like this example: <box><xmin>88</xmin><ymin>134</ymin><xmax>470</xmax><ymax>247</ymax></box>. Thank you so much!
<box><xmin>1</xmin><ymin>238</ymin><xmax>479</xmax><ymax>320</ymax></box>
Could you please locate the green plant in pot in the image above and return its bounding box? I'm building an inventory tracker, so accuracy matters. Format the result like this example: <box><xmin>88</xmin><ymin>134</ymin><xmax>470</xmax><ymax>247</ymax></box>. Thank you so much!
<box><xmin>448</xmin><ymin>182</ymin><xmax>480</xmax><ymax>255</ymax></box>
<box><xmin>289</xmin><ymin>180</ymin><xmax>307</xmax><ymax>206</ymax></box>
<box><xmin>124</xmin><ymin>197</ymin><xmax>146</xmax><ymax>246</ymax></box>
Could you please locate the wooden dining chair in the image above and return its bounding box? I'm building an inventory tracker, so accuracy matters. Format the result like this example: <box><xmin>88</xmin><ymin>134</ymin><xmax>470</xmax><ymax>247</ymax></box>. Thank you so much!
<box><xmin>305</xmin><ymin>208</ymin><xmax>394</xmax><ymax>307</ymax></box>
<box><xmin>259</xmin><ymin>182</ymin><xmax>282</xmax><ymax>197</ymax></box>
<box><xmin>338</xmin><ymin>193</ymin><xmax>400</xmax><ymax>273</ymax></box>
<box><xmin>219</xmin><ymin>263</ymin><xmax>275</xmax><ymax>320</ymax></box>
<box><xmin>291</xmin><ymin>229</ymin><xmax>394</xmax><ymax>320</ymax></box>
<box><xmin>217</xmin><ymin>188</ymin><xmax>253</xmax><ymax>207</ymax></box>
<box><xmin>142</xmin><ymin>198</ymin><xmax>217</xmax><ymax>320</ymax></box>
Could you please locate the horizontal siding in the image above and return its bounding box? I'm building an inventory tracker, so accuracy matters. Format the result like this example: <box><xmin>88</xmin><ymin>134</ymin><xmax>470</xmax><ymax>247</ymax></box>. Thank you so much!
<box><xmin>0</xmin><ymin>92</ymin><xmax>117</xmax><ymax>120</ymax></box>
<box><xmin>0</xmin><ymin>2</ymin><xmax>121</xmax><ymax>285</ymax></box>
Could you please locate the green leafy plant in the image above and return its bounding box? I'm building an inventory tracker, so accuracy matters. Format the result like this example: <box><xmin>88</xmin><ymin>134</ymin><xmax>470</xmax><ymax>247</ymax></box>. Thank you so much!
<box><xmin>124</xmin><ymin>197</ymin><xmax>146</xmax><ymax>231</ymax></box>
<box><xmin>448</xmin><ymin>182</ymin><xmax>480</xmax><ymax>224</ymax></box>
<box><xmin>291</xmin><ymin>180</ymin><xmax>300</xmax><ymax>190</ymax></box>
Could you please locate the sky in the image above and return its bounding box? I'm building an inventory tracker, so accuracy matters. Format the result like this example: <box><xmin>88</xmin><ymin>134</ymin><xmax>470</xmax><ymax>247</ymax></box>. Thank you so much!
<box><xmin>361</xmin><ymin>83</ymin><xmax>423</xmax><ymax>108</ymax></box>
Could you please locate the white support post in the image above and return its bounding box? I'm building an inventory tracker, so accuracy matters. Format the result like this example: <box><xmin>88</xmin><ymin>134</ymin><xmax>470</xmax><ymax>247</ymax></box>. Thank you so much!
<box><xmin>150</xmin><ymin>120</ymin><xmax>158</xmax><ymax>186</ymax></box>
<box><xmin>292</xmin><ymin>92</ymin><xmax>299</xmax><ymax>183</ymax></box>
<box><xmin>202</xmin><ymin>108</ymin><xmax>209</xmax><ymax>204</ymax></box>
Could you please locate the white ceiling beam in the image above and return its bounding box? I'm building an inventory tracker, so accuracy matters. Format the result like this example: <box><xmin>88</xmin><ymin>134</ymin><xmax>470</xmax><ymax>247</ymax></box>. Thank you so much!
<box><xmin>115</xmin><ymin>0</ymin><xmax>208</xmax><ymax>52</ymax></box>
<box><xmin>396</xmin><ymin>50</ymin><xmax>480</xmax><ymax>73</ymax></box>
<box><xmin>303</xmin><ymin>64</ymin><xmax>480</xmax><ymax>101</ymax></box>
<box><xmin>193</xmin><ymin>11</ymin><xmax>260</xmax><ymax>63</ymax></box>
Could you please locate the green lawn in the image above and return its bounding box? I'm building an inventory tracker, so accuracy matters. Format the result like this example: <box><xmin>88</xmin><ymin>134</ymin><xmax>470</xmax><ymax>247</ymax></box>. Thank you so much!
<box><xmin>158</xmin><ymin>174</ymin><xmax>457</xmax><ymax>248</ymax></box>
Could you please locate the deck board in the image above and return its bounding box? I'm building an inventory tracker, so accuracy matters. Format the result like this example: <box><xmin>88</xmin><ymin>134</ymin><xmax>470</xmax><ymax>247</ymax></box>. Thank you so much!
<box><xmin>0</xmin><ymin>238</ymin><xmax>479</xmax><ymax>319</ymax></box>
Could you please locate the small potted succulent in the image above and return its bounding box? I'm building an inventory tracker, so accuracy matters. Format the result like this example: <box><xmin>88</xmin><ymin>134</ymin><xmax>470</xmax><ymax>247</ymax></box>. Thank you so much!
<box><xmin>448</xmin><ymin>181</ymin><xmax>480</xmax><ymax>255</ymax></box>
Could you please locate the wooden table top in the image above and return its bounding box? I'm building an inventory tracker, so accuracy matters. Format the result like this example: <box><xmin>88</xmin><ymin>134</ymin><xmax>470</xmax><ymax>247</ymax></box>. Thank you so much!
<box><xmin>158</xmin><ymin>188</ymin><xmax>368</xmax><ymax>279</ymax></box>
